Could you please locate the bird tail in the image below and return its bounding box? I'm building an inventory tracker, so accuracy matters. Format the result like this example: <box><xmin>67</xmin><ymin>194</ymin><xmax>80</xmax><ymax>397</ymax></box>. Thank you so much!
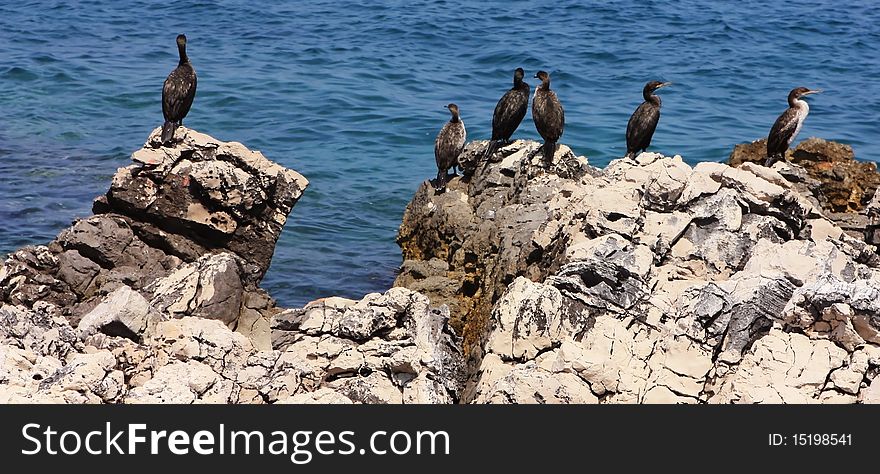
<box><xmin>483</xmin><ymin>140</ymin><xmax>499</xmax><ymax>161</ymax></box>
<box><xmin>434</xmin><ymin>170</ymin><xmax>448</xmax><ymax>193</ymax></box>
<box><xmin>625</xmin><ymin>149</ymin><xmax>635</xmax><ymax>160</ymax></box>
<box><xmin>764</xmin><ymin>153</ymin><xmax>781</xmax><ymax>167</ymax></box>
<box><xmin>161</xmin><ymin>121</ymin><xmax>176</xmax><ymax>145</ymax></box>
<box><xmin>543</xmin><ymin>141</ymin><xmax>556</xmax><ymax>161</ymax></box>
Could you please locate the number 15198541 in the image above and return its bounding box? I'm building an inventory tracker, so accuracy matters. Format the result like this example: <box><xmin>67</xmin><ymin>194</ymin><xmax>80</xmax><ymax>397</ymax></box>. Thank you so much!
<box><xmin>769</xmin><ymin>434</ymin><xmax>852</xmax><ymax>446</ymax></box>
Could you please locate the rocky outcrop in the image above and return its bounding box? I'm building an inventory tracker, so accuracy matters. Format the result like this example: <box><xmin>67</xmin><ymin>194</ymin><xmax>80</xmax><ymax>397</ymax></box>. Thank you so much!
<box><xmin>0</xmin><ymin>127</ymin><xmax>308</xmax><ymax>337</ymax></box>
<box><xmin>397</xmin><ymin>140</ymin><xmax>880</xmax><ymax>403</ymax></box>
<box><xmin>4</xmin><ymin>126</ymin><xmax>880</xmax><ymax>404</ymax></box>
<box><xmin>729</xmin><ymin>137</ymin><xmax>880</xmax><ymax>244</ymax></box>
<box><xmin>0</xmin><ymin>128</ymin><xmax>465</xmax><ymax>404</ymax></box>
<box><xmin>396</xmin><ymin>141</ymin><xmax>599</xmax><ymax>353</ymax></box>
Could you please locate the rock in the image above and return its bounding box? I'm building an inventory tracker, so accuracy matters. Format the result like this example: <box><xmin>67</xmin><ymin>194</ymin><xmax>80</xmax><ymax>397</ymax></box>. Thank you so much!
<box><xmin>468</xmin><ymin>354</ymin><xmax>598</xmax><ymax>404</ymax></box>
<box><xmin>272</xmin><ymin>287</ymin><xmax>465</xmax><ymax>404</ymax></box>
<box><xmin>2</xmin><ymin>286</ymin><xmax>464</xmax><ymax>404</ymax></box>
<box><xmin>234</xmin><ymin>291</ymin><xmax>275</xmax><ymax>351</ymax></box>
<box><xmin>0</xmin><ymin>246</ymin><xmax>78</xmax><ymax>312</ymax></box>
<box><xmin>0</xmin><ymin>128</ymin><xmax>422</xmax><ymax>405</ymax></box>
<box><xmin>782</xmin><ymin>272</ymin><xmax>880</xmax><ymax>348</ymax></box>
<box><xmin>708</xmin><ymin>329</ymin><xmax>847</xmax><ymax>403</ymax></box>
<box><xmin>76</xmin><ymin>285</ymin><xmax>159</xmax><ymax>341</ymax></box>
<box><xmin>0</xmin><ymin>127</ymin><xmax>469</xmax><ymax>405</ymax></box>
<box><xmin>280</xmin><ymin>388</ymin><xmax>356</xmax><ymax>404</ymax></box>
<box><xmin>1</xmin><ymin>128</ymin><xmax>306</xmax><ymax>334</ymax></box>
<box><xmin>395</xmin><ymin>140</ymin><xmax>598</xmax><ymax>354</ymax></box>
<box><xmin>396</xmin><ymin>140</ymin><xmax>880</xmax><ymax>404</ymax></box>
<box><xmin>0</xmin><ymin>303</ymin><xmax>80</xmax><ymax>361</ymax></box>
<box><xmin>866</xmin><ymin>188</ymin><xmax>880</xmax><ymax>248</ymax></box>
<box><xmin>0</xmin><ymin>347</ymin><xmax>124</xmax><ymax>404</ymax></box>
<box><xmin>120</xmin><ymin>286</ymin><xmax>463</xmax><ymax>404</ymax></box>
<box><xmin>641</xmin><ymin>155</ymin><xmax>691</xmax><ymax>211</ymax></box>
<box><xmin>148</xmin><ymin>253</ymin><xmax>244</xmax><ymax>325</ymax></box>
<box><xmin>485</xmin><ymin>277</ymin><xmax>574</xmax><ymax>362</ymax></box>
<box><xmin>108</xmin><ymin>127</ymin><xmax>308</xmax><ymax>278</ymax></box>
<box><xmin>728</xmin><ymin>137</ymin><xmax>880</xmax><ymax>243</ymax></box>
<box><xmin>125</xmin><ymin>359</ymin><xmax>229</xmax><ymax>404</ymax></box>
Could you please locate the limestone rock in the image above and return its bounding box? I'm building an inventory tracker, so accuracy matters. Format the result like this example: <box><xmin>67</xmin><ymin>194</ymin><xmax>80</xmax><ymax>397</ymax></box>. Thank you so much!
<box><xmin>396</xmin><ymin>139</ymin><xmax>880</xmax><ymax>404</ymax></box>
<box><xmin>0</xmin><ymin>303</ymin><xmax>80</xmax><ymax>361</ymax></box>
<box><xmin>273</xmin><ymin>287</ymin><xmax>465</xmax><ymax>404</ymax></box>
<box><xmin>148</xmin><ymin>253</ymin><xmax>244</xmax><ymax>325</ymax></box>
<box><xmin>396</xmin><ymin>140</ymin><xmax>598</xmax><ymax>353</ymax></box>
<box><xmin>280</xmin><ymin>388</ymin><xmax>356</xmax><ymax>404</ymax></box>
<box><xmin>76</xmin><ymin>285</ymin><xmax>159</xmax><ymax>341</ymax></box>
<box><xmin>1</xmin><ymin>128</ymin><xmax>306</xmax><ymax>338</ymax></box>
<box><xmin>728</xmin><ymin>137</ymin><xmax>880</xmax><ymax>242</ymax></box>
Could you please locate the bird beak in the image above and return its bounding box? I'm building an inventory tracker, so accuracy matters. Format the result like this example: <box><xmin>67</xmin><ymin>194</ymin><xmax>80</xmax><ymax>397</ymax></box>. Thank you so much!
<box><xmin>806</xmin><ymin>89</ymin><xmax>822</xmax><ymax>95</ymax></box>
<box><xmin>659</xmin><ymin>82</ymin><xmax>673</xmax><ymax>88</ymax></box>
<box><xmin>443</xmin><ymin>105</ymin><xmax>449</xmax><ymax>109</ymax></box>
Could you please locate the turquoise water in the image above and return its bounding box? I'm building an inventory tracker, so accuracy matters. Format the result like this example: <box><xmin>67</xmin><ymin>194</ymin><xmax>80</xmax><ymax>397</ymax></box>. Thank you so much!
<box><xmin>1</xmin><ymin>1</ymin><xmax>878</xmax><ymax>306</ymax></box>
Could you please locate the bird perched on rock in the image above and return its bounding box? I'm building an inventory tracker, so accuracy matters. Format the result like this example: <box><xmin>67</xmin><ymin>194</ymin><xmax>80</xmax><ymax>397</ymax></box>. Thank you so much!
<box><xmin>434</xmin><ymin>103</ymin><xmax>466</xmax><ymax>192</ymax></box>
<box><xmin>625</xmin><ymin>81</ymin><xmax>671</xmax><ymax>159</ymax></box>
<box><xmin>765</xmin><ymin>87</ymin><xmax>822</xmax><ymax>166</ymax></box>
<box><xmin>484</xmin><ymin>67</ymin><xmax>530</xmax><ymax>160</ymax></box>
<box><xmin>161</xmin><ymin>34</ymin><xmax>197</xmax><ymax>145</ymax></box>
<box><xmin>531</xmin><ymin>71</ymin><xmax>564</xmax><ymax>162</ymax></box>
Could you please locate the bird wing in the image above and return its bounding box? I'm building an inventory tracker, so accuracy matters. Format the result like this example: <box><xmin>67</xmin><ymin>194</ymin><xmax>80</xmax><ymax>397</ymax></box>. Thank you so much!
<box><xmin>491</xmin><ymin>89</ymin><xmax>529</xmax><ymax>141</ymax></box>
<box><xmin>435</xmin><ymin>121</ymin><xmax>466</xmax><ymax>170</ymax></box>
<box><xmin>162</xmin><ymin>65</ymin><xmax>197</xmax><ymax>122</ymax></box>
<box><xmin>626</xmin><ymin>102</ymin><xmax>659</xmax><ymax>152</ymax></box>
<box><xmin>767</xmin><ymin>108</ymin><xmax>798</xmax><ymax>156</ymax></box>
<box><xmin>533</xmin><ymin>91</ymin><xmax>565</xmax><ymax>142</ymax></box>
<box><xmin>434</xmin><ymin>123</ymin><xmax>447</xmax><ymax>162</ymax></box>
<box><xmin>547</xmin><ymin>92</ymin><xmax>565</xmax><ymax>141</ymax></box>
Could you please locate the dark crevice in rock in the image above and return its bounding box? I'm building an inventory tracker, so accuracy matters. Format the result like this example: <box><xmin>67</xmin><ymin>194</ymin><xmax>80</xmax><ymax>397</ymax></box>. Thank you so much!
<box><xmin>98</xmin><ymin>320</ymin><xmax>140</xmax><ymax>343</ymax></box>
<box><xmin>741</xmin><ymin>316</ymin><xmax>773</xmax><ymax>355</ymax></box>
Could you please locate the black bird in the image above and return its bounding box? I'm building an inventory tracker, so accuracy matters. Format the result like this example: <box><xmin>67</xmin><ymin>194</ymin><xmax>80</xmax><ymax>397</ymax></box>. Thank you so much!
<box><xmin>765</xmin><ymin>87</ymin><xmax>822</xmax><ymax>166</ymax></box>
<box><xmin>434</xmin><ymin>103</ymin><xmax>466</xmax><ymax>192</ymax></box>
<box><xmin>531</xmin><ymin>71</ymin><xmax>564</xmax><ymax>161</ymax></box>
<box><xmin>625</xmin><ymin>81</ymin><xmax>672</xmax><ymax>159</ymax></box>
<box><xmin>484</xmin><ymin>67</ymin><xmax>530</xmax><ymax>159</ymax></box>
<box><xmin>161</xmin><ymin>34</ymin><xmax>197</xmax><ymax>145</ymax></box>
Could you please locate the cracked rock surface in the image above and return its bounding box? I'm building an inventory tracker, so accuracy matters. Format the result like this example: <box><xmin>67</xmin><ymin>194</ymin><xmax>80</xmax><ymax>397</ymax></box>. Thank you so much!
<box><xmin>729</xmin><ymin>137</ymin><xmax>880</xmax><ymax>246</ymax></box>
<box><xmin>0</xmin><ymin>287</ymin><xmax>463</xmax><ymax>404</ymax></box>
<box><xmin>396</xmin><ymin>140</ymin><xmax>880</xmax><ymax>403</ymax></box>
<box><xmin>271</xmin><ymin>288</ymin><xmax>464</xmax><ymax>404</ymax></box>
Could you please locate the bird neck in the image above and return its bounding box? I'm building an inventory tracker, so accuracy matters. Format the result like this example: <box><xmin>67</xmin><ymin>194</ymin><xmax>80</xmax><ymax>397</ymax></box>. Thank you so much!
<box><xmin>539</xmin><ymin>79</ymin><xmax>551</xmax><ymax>91</ymax></box>
<box><xmin>791</xmin><ymin>98</ymin><xmax>809</xmax><ymax>115</ymax></box>
<box><xmin>178</xmin><ymin>44</ymin><xmax>189</xmax><ymax>65</ymax></box>
<box><xmin>450</xmin><ymin>113</ymin><xmax>461</xmax><ymax>123</ymax></box>
<box><xmin>513</xmin><ymin>77</ymin><xmax>523</xmax><ymax>89</ymax></box>
<box><xmin>642</xmin><ymin>87</ymin><xmax>659</xmax><ymax>103</ymax></box>
<box><xmin>788</xmin><ymin>95</ymin><xmax>806</xmax><ymax>109</ymax></box>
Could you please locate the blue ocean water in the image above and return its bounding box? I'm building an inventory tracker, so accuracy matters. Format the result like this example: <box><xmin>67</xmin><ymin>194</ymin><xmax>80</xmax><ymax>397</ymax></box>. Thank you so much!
<box><xmin>0</xmin><ymin>1</ymin><xmax>878</xmax><ymax>307</ymax></box>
